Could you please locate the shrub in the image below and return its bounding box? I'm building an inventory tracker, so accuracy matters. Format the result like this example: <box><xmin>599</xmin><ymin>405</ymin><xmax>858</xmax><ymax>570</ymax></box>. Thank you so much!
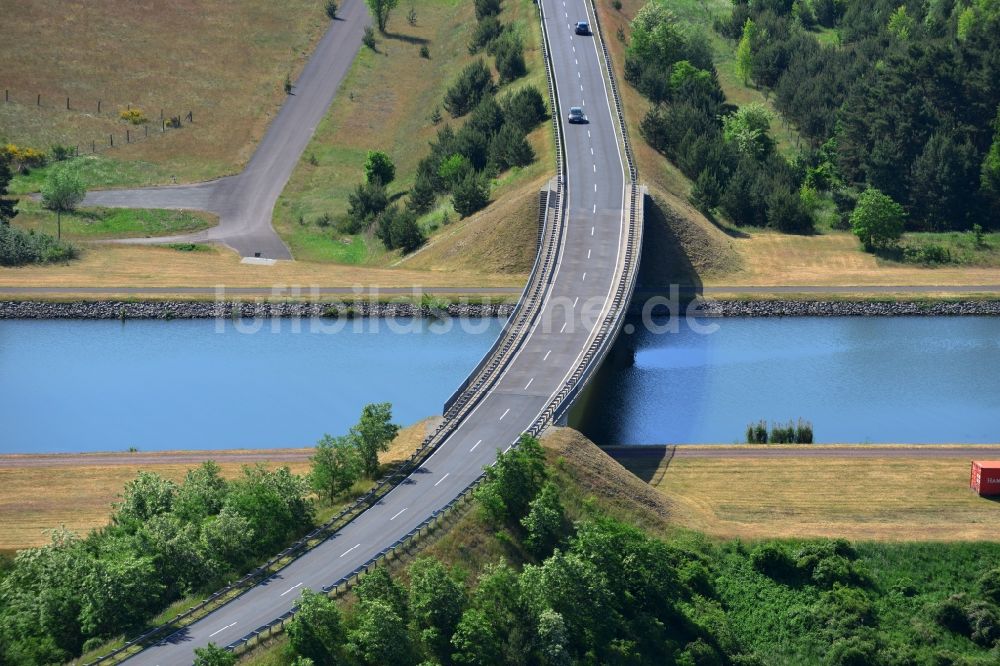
<box><xmin>902</xmin><ymin>243</ymin><xmax>951</xmax><ymax>265</ymax></box>
<box><xmin>750</xmin><ymin>542</ymin><xmax>796</xmax><ymax>579</ymax></box>
<box><xmin>346</xmin><ymin>180</ymin><xmax>388</xmax><ymax>229</ymax></box>
<box><xmin>444</xmin><ymin>60</ymin><xmax>494</xmax><ymax>117</ymax></box>
<box><xmin>501</xmin><ymin>85</ymin><xmax>547</xmax><ymax>132</ymax></box>
<box><xmin>491</xmin><ymin>31</ymin><xmax>526</xmax><ymax>82</ymax></box>
<box><xmin>376</xmin><ymin>205</ymin><xmax>426</xmax><ymax>253</ymax></box>
<box><xmin>2</xmin><ymin>144</ymin><xmax>47</xmax><ymax>171</ymax></box>
<box><xmin>325</xmin><ymin>0</ymin><xmax>338</xmax><ymax>19</ymax></box>
<box><xmin>851</xmin><ymin>187</ymin><xmax>905</xmax><ymax>252</ymax></box>
<box><xmin>825</xmin><ymin>636</ymin><xmax>879</xmax><ymax>666</ymax></box>
<box><xmin>474</xmin><ymin>0</ymin><xmax>501</xmax><ymax>20</ymax></box>
<box><xmin>0</xmin><ymin>225</ymin><xmax>77</xmax><ymax>266</ymax></box>
<box><xmin>407</xmin><ymin>172</ymin><xmax>436</xmax><ymax>214</ymax></box>
<box><xmin>745</xmin><ymin>420</ymin><xmax>768</xmax><ymax>444</ymax></box>
<box><xmin>469</xmin><ymin>16</ymin><xmax>504</xmax><ymax>53</ymax></box>
<box><xmin>451</xmin><ymin>172</ymin><xmax>490</xmax><ymax>217</ymax></box>
<box><xmin>933</xmin><ymin>595</ymin><xmax>970</xmax><ymax>634</ymax></box>
<box><xmin>407</xmin><ymin>6</ymin><xmax>416</xmax><ymax>25</ymax></box>
<box><xmin>419</xmin><ymin>44</ymin><xmax>429</xmax><ymax>58</ymax></box>
<box><xmin>965</xmin><ymin>601</ymin><xmax>1000</xmax><ymax>647</ymax></box>
<box><xmin>489</xmin><ymin>123</ymin><xmax>533</xmax><ymax>171</ymax></box>
<box><xmin>363</xmin><ymin>25</ymin><xmax>377</xmax><ymax>50</ymax></box>
<box><xmin>315</xmin><ymin>213</ymin><xmax>332</xmax><ymax>227</ymax></box>
<box><xmin>438</xmin><ymin>154</ymin><xmax>473</xmax><ymax>189</ymax></box>
<box><xmin>119</xmin><ymin>108</ymin><xmax>147</xmax><ymax>125</ymax></box>
<box><xmin>364</xmin><ymin>150</ymin><xmax>396</xmax><ymax>186</ymax></box>
<box><xmin>50</xmin><ymin>145</ymin><xmax>76</xmax><ymax>161</ymax></box>
<box><xmin>613</xmin><ymin>0</ymin><xmax>622</xmax><ymax>9</ymax></box>
<box><xmin>978</xmin><ymin>568</ymin><xmax>1000</xmax><ymax>604</ymax></box>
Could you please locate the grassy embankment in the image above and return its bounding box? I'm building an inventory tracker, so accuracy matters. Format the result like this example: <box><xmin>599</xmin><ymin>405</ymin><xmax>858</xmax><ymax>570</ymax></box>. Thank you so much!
<box><xmin>0</xmin><ymin>417</ymin><xmax>440</xmax><ymax>554</ymax></box>
<box><xmin>596</xmin><ymin>0</ymin><xmax>1000</xmax><ymax>294</ymax></box>
<box><xmin>273</xmin><ymin>0</ymin><xmax>551</xmax><ymax>271</ymax></box>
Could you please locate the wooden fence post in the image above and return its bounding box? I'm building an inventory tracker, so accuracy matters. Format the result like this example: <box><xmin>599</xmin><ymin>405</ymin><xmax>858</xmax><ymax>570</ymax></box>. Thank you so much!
<box><xmin>144</xmin><ymin>125</ymin><xmax>148</xmax><ymax>138</ymax></box>
<box><xmin>98</xmin><ymin>99</ymin><xmax>101</xmax><ymax>113</ymax></box>
<box><xmin>37</xmin><ymin>94</ymin><xmax>40</xmax><ymax>106</ymax></box>
<box><xmin>66</xmin><ymin>97</ymin><xmax>70</xmax><ymax>110</ymax></box>
<box><xmin>4</xmin><ymin>90</ymin><xmax>8</xmax><ymax>102</ymax></box>
<box><xmin>126</xmin><ymin>129</ymin><xmax>130</xmax><ymax>143</ymax></box>
<box><xmin>110</xmin><ymin>134</ymin><xmax>113</xmax><ymax>147</ymax></box>
<box><xmin>92</xmin><ymin>140</ymin><xmax>96</xmax><ymax>153</ymax></box>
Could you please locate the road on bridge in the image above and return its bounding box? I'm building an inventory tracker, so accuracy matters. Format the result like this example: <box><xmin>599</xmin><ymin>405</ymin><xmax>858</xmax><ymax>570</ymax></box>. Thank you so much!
<box><xmin>117</xmin><ymin>0</ymin><xmax>632</xmax><ymax>661</ymax></box>
<box><xmin>78</xmin><ymin>0</ymin><xmax>370</xmax><ymax>260</ymax></box>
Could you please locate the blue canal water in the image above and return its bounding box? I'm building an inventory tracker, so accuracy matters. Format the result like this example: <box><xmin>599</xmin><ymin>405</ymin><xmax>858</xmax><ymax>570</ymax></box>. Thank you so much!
<box><xmin>0</xmin><ymin>317</ymin><xmax>502</xmax><ymax>454</ymax></box>
<box><xmin>1</xmin><ymin>316</ymin><xmax>998</xmax><ymax>453</ymax></box>
<box><xmin>575</xmin><ymin>316</ymin><xmax>1000</xmax><ymax>445</ymax></box>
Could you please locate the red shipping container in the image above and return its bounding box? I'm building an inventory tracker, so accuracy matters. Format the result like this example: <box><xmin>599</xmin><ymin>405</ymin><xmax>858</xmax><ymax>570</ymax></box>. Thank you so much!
<box><xmin>970</xmin><ymin>461</ymin><xmax>1000</xmax><ymax>497</ymax></box>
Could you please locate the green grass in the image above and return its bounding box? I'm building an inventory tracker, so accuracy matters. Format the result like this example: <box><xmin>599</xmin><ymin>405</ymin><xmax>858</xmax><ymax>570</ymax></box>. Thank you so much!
<box><xmin>895</xmin><ymin>231</ymin><xmax>1000</xmax><ymax>267</ymax></box>
<box><xmin>273</xmin><ymin>0</ymin><xmax>551</xmax><ymax>264</ymax></box>
<box><xmin>8</xmin><ymin>154</ymin><xmax>172</xmax><ymax>195</ymax></box>
<box><xmin>13</xmin><ymin>200</ymin><xmax>215</xmax><ymax>240</ymax></box>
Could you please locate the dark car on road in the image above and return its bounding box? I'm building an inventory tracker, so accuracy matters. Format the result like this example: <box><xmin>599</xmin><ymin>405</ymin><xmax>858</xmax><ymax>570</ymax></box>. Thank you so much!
<box><xmin>575</xmin><ymin>21</ymin><xmax>590</xmax><ymax>35</ymax></box>
<box><xmin>567</xmin><ymin>106</ymin><xmax>587</xmax><ymax>124</ymax></box>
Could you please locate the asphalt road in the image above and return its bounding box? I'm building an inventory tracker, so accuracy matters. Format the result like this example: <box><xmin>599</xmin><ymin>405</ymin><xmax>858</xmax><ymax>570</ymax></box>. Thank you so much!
<box><xmin>79</xmin><ymin>0</ymin><xmax>370</xmax><ymax>259</ymax></box>
<box><xmin>118</xmin><ymin>0</ymin><xmax>629</xmax><ymax>662</ymax></box>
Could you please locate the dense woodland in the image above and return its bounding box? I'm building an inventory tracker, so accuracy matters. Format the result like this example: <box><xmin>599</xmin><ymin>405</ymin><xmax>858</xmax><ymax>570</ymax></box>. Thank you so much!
<box><xmin>633</xmin><ymin>0</ymin><xmax>1000</xmax><ymax>237</ymax></box>
<box><xmin>716</xmin><ymin>0</ymin><xmax>1000</xmax><ymax>233</ymax></box>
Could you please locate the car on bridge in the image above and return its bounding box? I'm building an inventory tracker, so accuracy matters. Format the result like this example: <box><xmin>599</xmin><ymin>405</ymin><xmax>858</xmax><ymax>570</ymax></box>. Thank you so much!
<box><xmin>567</xmin><ymin>106</ymin><xmax>588</xmax><ymax>124</ymax></box>
<box><xmin>575</xmin><ymin>20</ymin><xmax>591</xmax><ymax>35</ymax></box>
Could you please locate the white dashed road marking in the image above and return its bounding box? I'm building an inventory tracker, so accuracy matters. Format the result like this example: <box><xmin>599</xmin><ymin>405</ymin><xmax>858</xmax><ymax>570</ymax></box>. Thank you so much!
<box><xmin>499</xmin><ymin>408</ymin><xmax>511</xmax><ymax>421</ymax></box>
<box><xmin>435</xmin><ymin>473</ymin><xmax>450</xmax><ymax>486</ymax></box>
<box><xmin>524</xmin><ymin>377</ymin><xmax>534</xmax><ymax>390</ymax></box>
<box><xmin>210</xmin><ymin>622</ymin><xmax>237</xmax><ymax>638</ymax></box>
<box><xmin>390</xmin><ymin>508</ymin><xmax>407</xmax><ymax>521</ymax></box>
<box><xmin>543</xmin><ymin>349</ymin><xmax>552</xmax><ymax>360</ymax></box>
<box><xmin>471</xmin><ymin>439</ymin><xmax>482</xmax><ymax>452</ymax></box>
<box><xmin>280</xmin><ymin>583</ymin><xmax>303</xmax><ymax>597</ymax></box>
<box><xmin>340</xmin><ymin>544</ymin><xmax>361</xmax><ymax>558</ymax></box>
<box><xmin>560</xmin><ymin>322</ymin><xmax>568</xmax><ymax>333</ymax></box>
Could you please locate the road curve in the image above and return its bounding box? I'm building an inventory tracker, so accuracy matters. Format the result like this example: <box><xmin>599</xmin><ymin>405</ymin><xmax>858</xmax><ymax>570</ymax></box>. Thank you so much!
<box><xmin>115</xmin><ymin>0</ymin><xmax>631</xmax><ymax>662</ymax></box>
<box><xmin>79</xmin><ymin>1</ymin><xmax>370</xmax><ymax>260</ymax></box>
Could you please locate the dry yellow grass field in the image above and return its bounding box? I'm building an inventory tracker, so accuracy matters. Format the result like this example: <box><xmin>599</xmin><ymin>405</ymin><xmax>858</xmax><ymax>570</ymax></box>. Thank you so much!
<box><xmin>634</xmin><ymin>454</ymin><xmax>1000</xmax><ymax>542</ymax></box>
<box><xmin>0</xmin><ymin>417</ymin><xmax>439</xmax><ymax>552</ymax></box>
<box><xmin>0</xmin><ymin>0</ymin><xmax>327</xmax><ymax>182</ymax></box>
<box><xmin>0</xmin><ymin>244</ymin><xmax>524</xmax><ymax>294</ymax></box>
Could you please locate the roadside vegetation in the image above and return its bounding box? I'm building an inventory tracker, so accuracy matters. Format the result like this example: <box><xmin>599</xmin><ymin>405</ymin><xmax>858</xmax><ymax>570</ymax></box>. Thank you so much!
<box><xmin>239</xmin><ymin>429</ymin><xmax>1000</xmax><ymax>666</ymax></box>
<box><xmin>0</xmin><ymin>152</ymin><xmax>76</xmax><ymax>265</ymax></box>
<box><xmin>273</xmin><ymin>0</ymin><xmax>553</xmax><ymax>266</ymax></box>
<box><xmin>0</xmin><ymin>404</ymin><xmax>405</xmax><ymax>664</ymax></box>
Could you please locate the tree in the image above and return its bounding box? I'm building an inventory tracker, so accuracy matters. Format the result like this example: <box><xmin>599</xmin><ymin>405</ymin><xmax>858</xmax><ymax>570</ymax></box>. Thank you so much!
<box><xmin>689</xmin><ymin>168</ymin><xmax>722</xmax><ymax>212</ymax></box>
<box><xmin>490</xmin><ymin>123</ymin><xmax>534</xmax><ymax>171</ymax></box>
<box><xmin>193</xmin><ymin>643</ymin><xmax>236</xmax><ymax>666</ymax></box>
<box><xmin>983</xmin><ymin>105</ymin><xmax>1000</xmax><ymax>201</ymax></box>
<box><xmin>408</xmin><ymin>172</ymin><xmax>436</xmax><ymax>214</ymax></box>
<box><xmin>850</xmin><ymin>187</ymin><xmax>905</xmax><ymax>251</ymax></box>
<box><xmin>364</xmin><ymin>150</ymin><xmax>396</xmax><ymax>186</ymax></box>
<box><xmin>350</xmin><ymin>402</ymin><xmax>399</xmax><ymax>478</ymax></box>
<box><xmin>735</xmin><ymin>18</ymin><xmax>754</xmax><ymax>86</ymax></box>
<box><xmin>309</xmin><ymin>434</ymin><xmax>362</xmax><ymax>503</ymax></box>
<box><xmin>366</xmin><ymin>0</ymin><xmax>399</xmax><ymax>32</ymax></box>
<box><xmin>347</xmin><ymin>599</ymin><xmax>414</xmax><ymax>665</ymax></box>
<box><xmin>200</xmin><ymin>507</ymin><xmax>254</xmax><ymax>571</ymax></box>
<box><xmin>41</xmin><ymin>167</ymin><xmax>85</xmax><ymax>240</ymax></box>
<box><xmin>223</xmin><ymin>465</ymin><xmax>314</xmax><ymax>553</ymax></box>
<box><xmin>287</xmin><ymin>589</ymin><xmax>345</xmax><ymax>664</ymax></box>
<box><xmin>444</xmin><ymin>60</ymin><xmax>495</xmax><ymax>117</ymax></box>
<box><xmin>355</xmin><ymin>567</ymin><xmax>409</xmax><ymax>620</ymax></box>
<box><xmin>113</xmin><ymin>471</ymin><xmax>177</xmax><ymax>527</ymax></box>
<box><xmin>536</xmin><ymin>608</ymin><xmax>572</xmax><ymax>666</ymax></box>
<box><xmin>887</xmin><ymin>5</ymin><xmax>915</xmax><ymax>41</ymax></box>
<box><xmin>439</xmin><ymin>154</ymin><xmax>474</xmax><ymax>189</ymax></box>
<box><xmin>476</xmin><ymin>434</ymin><xmax>547</xmax><ymax>526</ymax></box>
<box><xmin>173</xmin><ymin>460</ymin><xmax>228</xmax><ymax>523</ymax></box>
<box><xmin>385</xmin><ymin>206</ymin><xmax>426</xmax><ymax>253</ymax></box>
<box><xmin>451</xmin><ymin>172</ymin><xmax>490</xmax><ymax>218</ymax></box>
<box><xmin>347</xmin><ymin>179</ymin><xmax>389</xmax><ymax>229</ymax></box>
<box><xmin>722</xmin><ymin>103</ymin><xmax>773</xmax><ymax>159</ymax></box>
<box><xmin>408</xmin><ymin>558</ymin><xmax>466</xmax><ymax>661</ymax></box>
<box><xmin>325</xmin><ymin>0</ymin><xmax>338</xmax><ymax>19</ymax></box>
<box><xmin>492</xmin><ymin>31</ymin><xmax>526</xmax><ymax>83</ymax></box>
<box><xmin>451</xmin><ymin>608</ymin><xmax>503</xmax><ymax>665</ymax></box>
<box><xmin>521</xmin><ymin>481</ymin><xmax>570</xmax><ymax>558</ymax></box>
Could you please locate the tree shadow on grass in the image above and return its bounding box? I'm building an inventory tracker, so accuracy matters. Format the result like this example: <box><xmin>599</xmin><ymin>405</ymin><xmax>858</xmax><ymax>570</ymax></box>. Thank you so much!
<box><xmin>382</xmin><ymin>31</ymin><xmax>429</xmax><ymax>45</ymax></box>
